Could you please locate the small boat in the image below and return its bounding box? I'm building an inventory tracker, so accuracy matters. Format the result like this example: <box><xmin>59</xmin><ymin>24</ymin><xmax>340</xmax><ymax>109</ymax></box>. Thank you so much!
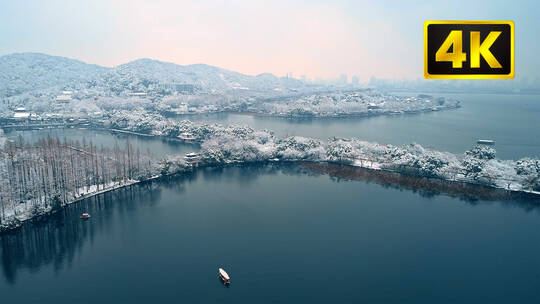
<box><xmin>477</xmin><ymin>139</ymin><xmax>495</xmax><ymax>145</ymax></box>
<box><xmin>80</xmin><ymin>213</ymin><xmax>91</xmax><ymax>219</ymax></box>
<box><xmin>218</xmin><ymin>268</ymin><xmax>230</xmax><ymax>284</ymax></box>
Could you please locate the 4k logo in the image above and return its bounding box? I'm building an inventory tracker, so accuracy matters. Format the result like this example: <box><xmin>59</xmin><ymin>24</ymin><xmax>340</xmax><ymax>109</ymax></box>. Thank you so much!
<box><xmin>424</xmin><ymin>21</ymin><xmax>514</xmax><ymax>79</ymax></box>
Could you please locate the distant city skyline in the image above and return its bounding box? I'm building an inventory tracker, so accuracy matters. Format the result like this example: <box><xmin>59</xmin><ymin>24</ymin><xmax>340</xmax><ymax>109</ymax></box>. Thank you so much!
<box><xmin>1</xmin><ymin>0</ymin><xmax>539</xmax><ymax>81</ymax></box>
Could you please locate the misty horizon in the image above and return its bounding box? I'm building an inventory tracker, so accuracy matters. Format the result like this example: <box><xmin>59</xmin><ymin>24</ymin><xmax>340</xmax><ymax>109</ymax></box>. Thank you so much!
<box><xmin>2</xmin><ymin>0</ymin><xmax>540</xmax><ymax>81</ymax></box>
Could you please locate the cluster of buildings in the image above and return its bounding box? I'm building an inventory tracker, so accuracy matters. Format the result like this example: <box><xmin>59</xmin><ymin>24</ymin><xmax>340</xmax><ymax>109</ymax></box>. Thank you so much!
<box><xmin>55</xmin><ymin>90</ymin><xmax>73</xmax><ymax>103</ymax></box>
<box><xmin>2</xmin><ymin>90</ymin><xmax>97</xmax><ymax>127</ymax></box>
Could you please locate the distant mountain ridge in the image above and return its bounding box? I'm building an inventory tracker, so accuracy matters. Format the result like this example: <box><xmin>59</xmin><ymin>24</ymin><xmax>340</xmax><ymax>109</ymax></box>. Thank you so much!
<box><xmin>0</xmin><ymin>53</ymin><xmax>309</xmax><ymax>98</ymax></box>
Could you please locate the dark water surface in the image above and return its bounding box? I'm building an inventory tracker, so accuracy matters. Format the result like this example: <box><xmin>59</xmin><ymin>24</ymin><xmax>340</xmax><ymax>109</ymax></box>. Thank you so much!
<box><xmin>1</xmin><ymin>165</ymin><xmax>539</xmax><ymax>303</ymax></box>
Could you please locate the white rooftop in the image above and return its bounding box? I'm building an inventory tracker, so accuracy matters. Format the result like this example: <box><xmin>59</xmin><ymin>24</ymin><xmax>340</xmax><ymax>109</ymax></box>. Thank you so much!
<box><xmin>13</xmin><ymin>112</ymin><xmax>30</xmax><ymax>118</ymax></box>
<box><xmin>56</xmin><ymin>95</ymin><xmax>72</xmax><ymax>101</ymax></box>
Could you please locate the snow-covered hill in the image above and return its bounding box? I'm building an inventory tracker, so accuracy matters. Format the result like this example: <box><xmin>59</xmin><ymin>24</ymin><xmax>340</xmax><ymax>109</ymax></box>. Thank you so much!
<box><xmin>112</xmin><ymin>59</ymin><xmax>304</xmax><ymax>91</ymax></box>
<box><xmin>0</xmin><ymin>53</ymin><xmax>310</xmax><ymax>98</ymax></box>
<box><xmin>0</xmin><ymin>53</ymin><xmax>109</xmax><ymax>97</ymax></box>
<box><xmin>89</xmin><ymin>58</ymin><xmax>310</xmax><ymax>96</ymax></box>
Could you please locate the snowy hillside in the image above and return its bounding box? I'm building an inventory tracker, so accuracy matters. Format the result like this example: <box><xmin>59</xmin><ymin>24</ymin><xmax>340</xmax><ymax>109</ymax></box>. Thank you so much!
<box><xmin>0</xmin><ymin>53</ymin><xmax>109</xmax><ymax>97</ymax></box>
<box><xmin>0</xmin><ymin>53</ymin><xmax>311</xmax><ymax>99</ymax></box>
<box><xmin>88</xmin><ymin>58</ymin><xmax>309</xmax><ymax>96</ymax></box>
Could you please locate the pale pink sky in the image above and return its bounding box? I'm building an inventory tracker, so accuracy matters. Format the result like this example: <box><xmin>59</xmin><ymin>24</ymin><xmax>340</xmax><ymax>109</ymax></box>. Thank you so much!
<box><xmin>2</xmin><ymin>0</ymin><xmax>539</xmax><ymax>80</ymax></box>
<box><xmin>97</xmin><ymin>0</ymin><xmax>414</xmax><ymax>80</ymax></box>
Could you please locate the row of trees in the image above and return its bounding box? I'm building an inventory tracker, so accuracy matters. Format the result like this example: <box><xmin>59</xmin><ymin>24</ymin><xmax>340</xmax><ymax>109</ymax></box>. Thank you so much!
<box><xmin>192</xmin><ymin>132</ymin><xmax>540</xmax><ymax>192</ymax></box>
<box><xmin>104</xmin><ymin>109</ymin><xmax>540</xmax><ymax>193</ymax></box>
<box><xmin>0</xmin><ymin>136</ymin><xmax>157</xmax><ymax>226</ymax></box>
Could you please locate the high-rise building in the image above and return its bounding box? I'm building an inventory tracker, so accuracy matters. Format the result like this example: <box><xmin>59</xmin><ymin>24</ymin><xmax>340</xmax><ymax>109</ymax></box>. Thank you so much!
<box><xmin>339</xmin><ymin>74</ymin><xmax>347</xmax><ymax>85</ymax></box>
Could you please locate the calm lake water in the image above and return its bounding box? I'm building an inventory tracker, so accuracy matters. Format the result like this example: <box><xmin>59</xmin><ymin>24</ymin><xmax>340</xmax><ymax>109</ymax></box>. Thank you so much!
<box><xmin>1</xmin><ymin>93</ymin><xmax>539</xmax><ymax>303</ymax></box>
<box><xmin>1</xmin><ymin>165</ymin><xmax>539</xmax><ymax>303</ymax></box>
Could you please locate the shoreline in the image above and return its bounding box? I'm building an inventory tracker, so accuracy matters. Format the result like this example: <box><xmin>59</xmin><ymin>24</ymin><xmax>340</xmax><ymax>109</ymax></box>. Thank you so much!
<box><xmin>169</xmin><ymin>104</ymin><xmax>461</xmax><ymax>120</ymax></box>
<box><xmin>0</xmin><ymin>172</ymin><xmax>183</xmax><ymax>234</ymax></box>
<box><xmin>1</xmin><ymin>104</ymin><xmax>461</xmax><ymax>132</ymax></box>
<box><xmin>345</xmin><ymin>161</ymin><xmax>540</xmax><ymax>197</ymax></box>
<box><xmin>2</xmin><ymin>159</ymin><xmax>539</xmax><ymax>234</ymax></box>
<box><xmin>106</xmin><ymin>128</ymin><xmax>201</xmax><ymax>145</ymax></box>
<box><xmin>239</xmin><ymin>104</ymin><xmax>461</xmax><ymax>119</ymax></box>
<box><xmin>301</xmin><ymin>162</ymin><xmax>540</xmax><ymax>202</ymax></box>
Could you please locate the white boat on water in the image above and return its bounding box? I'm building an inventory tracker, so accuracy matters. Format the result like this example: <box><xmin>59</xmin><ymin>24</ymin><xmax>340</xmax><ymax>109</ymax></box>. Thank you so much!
<box><xmin>218</xmin><ymin>268</ymin><xmax>230</xmax><ymax>284</ymax></box>
<box><xmin>80</xmin><ymin>213</ymin><xmax>91</xmax><ymax>219</ymax></box>
<box><xmin>477</xmin><ymin>139</ymin><xmax>495</xmax><ymax>145</ymax></box>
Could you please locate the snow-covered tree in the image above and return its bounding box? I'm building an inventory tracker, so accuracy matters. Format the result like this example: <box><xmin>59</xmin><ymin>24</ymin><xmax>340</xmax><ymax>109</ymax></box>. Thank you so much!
<box><xmin>276</xmin><ymin>136</ymin><xmax>326</xmax><ymax>161</ymax></box>
<box><xmin>465</xmin><ymin>145</ymin><xmax>496</xmax><ymax>160</ymax></box>
<box><xmin>515</xmin><ymin>158</ymin><xmax>540</xmax><ymax>191</ymax></box>
<box><xmin>0</xmin><ymin>135</ymin><xmax>159</xmax><ymax>231</ymax></box>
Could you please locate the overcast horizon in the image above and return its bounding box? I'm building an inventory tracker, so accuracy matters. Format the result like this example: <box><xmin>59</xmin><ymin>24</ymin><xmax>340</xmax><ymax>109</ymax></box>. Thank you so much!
<box><xmin>2</xmin><ymin>0</ymin><xmax>539</xmax><ymax>81</ymax></box>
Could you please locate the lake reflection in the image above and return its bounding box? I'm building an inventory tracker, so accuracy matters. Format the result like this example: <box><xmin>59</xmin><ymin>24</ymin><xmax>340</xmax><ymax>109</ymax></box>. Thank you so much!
<box><xmin>1</xmin><ymin>164</ymin><xmax>539</xmax><ymax>303</ymax></box>
<box><xmin>0</xmin><ymin>183</ymin><xmax>164</xmax><ymax>284</ymax></box>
